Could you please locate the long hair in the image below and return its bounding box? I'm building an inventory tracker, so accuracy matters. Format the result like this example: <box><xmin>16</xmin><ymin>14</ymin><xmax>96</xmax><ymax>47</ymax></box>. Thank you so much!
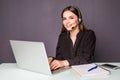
<box><xmin>61</xmin><ymin>6</ymin><xmax>86</xmax><ymax>33</ymax></box>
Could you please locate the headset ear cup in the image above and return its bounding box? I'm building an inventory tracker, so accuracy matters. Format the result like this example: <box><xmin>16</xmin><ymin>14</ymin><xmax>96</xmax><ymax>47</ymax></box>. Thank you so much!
<box><xmin>79</xmin><ymin>18</ymin><xmax>81</xmax><ymax>23</ymax></box>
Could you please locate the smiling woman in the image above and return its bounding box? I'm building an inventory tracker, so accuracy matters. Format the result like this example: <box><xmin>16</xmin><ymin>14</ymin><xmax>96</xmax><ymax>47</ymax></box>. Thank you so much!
<box><xmin>62</xmin><ymin>10</ymin><xmax>79</xmax><ymax>32</ymax></box>
<box><xmin>61</xmin><ymin>6</ymin><xmax>84</xmax><ymax>33</ymax></box>
<box><xmin>48</xmin><ymin>6</ymin><xmax>96</xmax><ymax>71</ymax></box>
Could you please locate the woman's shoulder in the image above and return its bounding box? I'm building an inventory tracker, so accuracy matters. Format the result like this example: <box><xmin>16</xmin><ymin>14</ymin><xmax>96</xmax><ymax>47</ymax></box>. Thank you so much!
<box><xmin>58</xmin><ymin>32</ymin><xmax>68</xmax><ymax>40</ymax></box>
<box><xmin>86</xmin><ymin>29</ymin><xmax>95</xmax><ymax>33</ymax></box>
<box><xmin>77</xmin><ymin>29</ymin><xmax>95</xmax><ymax>38</ymax></box>
<box><xmin>84</xmin><ymin>29</ymin><xmax>96</xmax><ymax>39</ymax></box>
<box><xmin>59</xmin><ymin>31</ymin><xmax>68</xmax><ymax>37</ymax></box>
<box><xmin>83</xmin><ymin>29</ymin><xmax>95</xmax><ymax>35</ymax></box>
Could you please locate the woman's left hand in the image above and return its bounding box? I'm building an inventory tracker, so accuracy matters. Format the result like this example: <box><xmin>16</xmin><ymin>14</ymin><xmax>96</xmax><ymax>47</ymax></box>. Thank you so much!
<box><xmin>50</xmin><ymin>60</ymin><xmax>69</xmax><ymax>71</ymax></box>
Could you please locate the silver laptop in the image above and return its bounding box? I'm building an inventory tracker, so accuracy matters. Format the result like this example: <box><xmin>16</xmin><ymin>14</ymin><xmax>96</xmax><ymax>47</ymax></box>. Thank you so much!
<box><xmin>10</xmin><ymin>40</ymin><xmax>52</xmax><ymax>76</ymax></box>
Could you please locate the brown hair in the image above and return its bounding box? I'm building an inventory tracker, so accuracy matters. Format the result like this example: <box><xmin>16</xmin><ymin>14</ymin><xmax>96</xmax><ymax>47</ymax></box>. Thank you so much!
<box><xmin>61</xmin><ymin>6</ymin><xmax>86</xmax><ymax>33</ymax></box>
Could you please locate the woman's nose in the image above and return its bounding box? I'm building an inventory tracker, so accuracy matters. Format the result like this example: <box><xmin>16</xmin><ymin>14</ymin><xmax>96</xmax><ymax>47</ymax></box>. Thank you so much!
<box><xmin>65</xmin><ymin>19</ymin><xmax>70</xmax><ymax>24</ymax></box>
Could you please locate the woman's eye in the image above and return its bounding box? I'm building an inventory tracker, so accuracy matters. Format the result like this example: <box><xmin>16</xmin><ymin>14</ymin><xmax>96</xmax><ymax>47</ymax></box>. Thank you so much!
<box><xmin>62</xmin><ymin>16</ymin><xmax>74</xmax><ymax>21</ymax></box>
<box><xmin>69</xmin><ymin>16</ymin><xmax>74</xmax><ymax>19</ymax></box>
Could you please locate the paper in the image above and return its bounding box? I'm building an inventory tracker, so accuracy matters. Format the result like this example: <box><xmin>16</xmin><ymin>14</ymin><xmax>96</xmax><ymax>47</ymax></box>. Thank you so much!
<box><xmin>72</xmin><ymin>63</ymin><xmax>110</xmax><ymax>77</ymax></box>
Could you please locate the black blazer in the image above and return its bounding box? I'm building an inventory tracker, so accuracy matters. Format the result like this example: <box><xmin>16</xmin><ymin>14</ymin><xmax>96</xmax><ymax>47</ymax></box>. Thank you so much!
<box><xmin>55</xmin><ymin>30</ymin><xmax>96</xmax><ymax>66</ymax></box>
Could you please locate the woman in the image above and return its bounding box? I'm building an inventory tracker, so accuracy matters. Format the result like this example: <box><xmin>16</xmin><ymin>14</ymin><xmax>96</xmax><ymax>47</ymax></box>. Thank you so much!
<box><xmin>48</xmin><ymin>6</ymin><xmax>96</xmax><ymax>71</ymax></box>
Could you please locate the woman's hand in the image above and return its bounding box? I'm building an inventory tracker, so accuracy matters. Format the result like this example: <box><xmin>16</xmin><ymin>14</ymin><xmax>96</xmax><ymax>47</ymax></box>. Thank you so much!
<box><xmin>50</xmin><ymin>60</ymin><xmax>69</xmax><ymax>71</ymax></box>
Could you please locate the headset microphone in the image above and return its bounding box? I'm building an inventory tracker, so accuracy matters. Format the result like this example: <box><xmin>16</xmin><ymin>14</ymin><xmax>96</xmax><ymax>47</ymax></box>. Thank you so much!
<box><xmin>71</xmin><ymin>22</ymin><xmax>78</xmax><ymax>30</ymax></box>
<box><xmin>71</xmin><ymin>18</ymin><xmax>81</xmax><ymax>30</ymax></box>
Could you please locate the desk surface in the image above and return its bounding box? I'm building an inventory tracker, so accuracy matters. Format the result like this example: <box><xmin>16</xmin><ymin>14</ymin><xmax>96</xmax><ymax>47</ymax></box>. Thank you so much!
<box><xmin>0</xmin><ymin>63</ymin><xmax>120</xmax><ymax>80</ymax></box>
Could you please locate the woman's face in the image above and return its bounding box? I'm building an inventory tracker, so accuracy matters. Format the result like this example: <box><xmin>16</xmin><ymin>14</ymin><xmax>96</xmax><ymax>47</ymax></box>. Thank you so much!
<box><xmin>62</xmin><ymin>10</ymin><xmax>78</xmax><ymax>31</ymax></box>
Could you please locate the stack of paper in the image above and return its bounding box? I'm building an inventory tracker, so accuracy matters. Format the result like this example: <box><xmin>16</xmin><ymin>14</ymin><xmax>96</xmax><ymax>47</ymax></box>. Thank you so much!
<box><xmin>71</xmin><ymin>63</ymin><xmax>110</xmax><ymax>77</ymax></box>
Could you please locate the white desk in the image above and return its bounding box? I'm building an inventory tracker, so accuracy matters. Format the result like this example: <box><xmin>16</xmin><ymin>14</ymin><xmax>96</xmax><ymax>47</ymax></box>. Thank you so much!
<box><xmin>0</xmin><ymin>63</ymin><xmax>120</xmax><ymax>80</ymax></box>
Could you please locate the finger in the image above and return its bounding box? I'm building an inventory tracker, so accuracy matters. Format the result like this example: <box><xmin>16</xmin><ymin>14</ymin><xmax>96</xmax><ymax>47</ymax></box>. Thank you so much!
<box><xmin>50</xmin><ymin>60</ymin><xmax>60</xmax><ymax>70</ymax></box>
<box><xmin>51</xmin><ymin>62</ymin><xmax>61</xmax><ymax>70</ymax></box>
<box><xmin>51</xmin><ymin>65</ymin><xmax>59</xmax><ymax>71</ymax></box>
<box><xmin>50</xmin><ymin>61</ymin><xmax>56</xmax><ymax>70</ymax></box>
<box><xmin>54</xmin><ymin>65</ymin><xmax>60</xmax><ymax>70</ymax></box>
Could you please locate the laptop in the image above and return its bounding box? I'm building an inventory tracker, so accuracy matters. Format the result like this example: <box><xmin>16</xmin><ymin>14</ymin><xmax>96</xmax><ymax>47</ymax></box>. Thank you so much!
<box><xmin>10</xmin><ymin>40</ymin><xmax>52</xmax><ymax>76</ymax></box>
<box><xmin>10</xmin><ymin>40</ymin><xmax>70</xmax><ymax>76</ymax></box>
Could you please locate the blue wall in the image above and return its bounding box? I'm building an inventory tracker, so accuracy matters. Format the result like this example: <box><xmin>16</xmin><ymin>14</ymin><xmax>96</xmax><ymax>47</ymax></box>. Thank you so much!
<box><xmin>0</xmin><ymin>0</ymin><xmax>120</xmax><ymax>63</ymax></box>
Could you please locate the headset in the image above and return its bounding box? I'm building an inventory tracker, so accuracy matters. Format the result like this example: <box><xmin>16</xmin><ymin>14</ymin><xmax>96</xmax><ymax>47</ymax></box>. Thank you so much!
<box><xmin>76</xmin><ymin>6</ymin><xmax>82</xmax><ymax>24</ymax></box>
<box><xmin>79</xmin><ymin>18</ymin><xmax>81</xmax><ymax>23</ymax></box>
<box><xmin>71</xmin><ymin>6</ymin><xmax>82</xmax><ymax>30</ymax></box>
